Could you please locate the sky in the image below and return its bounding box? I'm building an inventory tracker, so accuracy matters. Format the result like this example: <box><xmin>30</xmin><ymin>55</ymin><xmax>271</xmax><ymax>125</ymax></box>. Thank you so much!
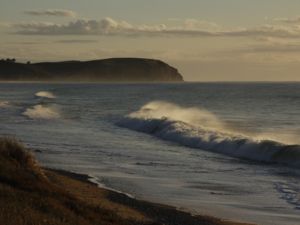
<box><xmin>1</xmin><ymin>0</ymin><xmax>300</xmax><ymax>81</ymax></box>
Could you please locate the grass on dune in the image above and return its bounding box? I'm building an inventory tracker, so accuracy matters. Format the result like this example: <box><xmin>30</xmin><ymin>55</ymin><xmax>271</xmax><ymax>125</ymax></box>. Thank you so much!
<box><xmin>0</xmin><ymin>137</ymin><xmax>150</xmax><ymax>225</ymax></box>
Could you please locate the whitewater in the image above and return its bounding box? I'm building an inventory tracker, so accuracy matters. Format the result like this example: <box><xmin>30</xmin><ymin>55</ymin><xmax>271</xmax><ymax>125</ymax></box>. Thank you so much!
<box><xmin>0</xmin><ymin>82</ymin><xmax>299</xmax><ymax>225</ymax></box>
<box><xmin>118</xmin><ymin>101</ymin><xmax>300</xmax><ymax>169</ymax></box>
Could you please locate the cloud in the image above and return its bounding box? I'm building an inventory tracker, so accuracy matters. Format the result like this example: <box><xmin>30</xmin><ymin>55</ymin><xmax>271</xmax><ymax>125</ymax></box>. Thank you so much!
<box><xmin>55</xmin><ymin>39</ymin><xmax>98</xmax><ymax>43</ymax></box>
<box><xmin>24</xmin><ymin>9</ymin><xmax>76</xmax><ymax>17</ymax></box>
<box><xmin>161</xmin><ymin>25</ymin><xmax>300</xmax><ymax>38</ymax></box>
<box><xmin>13</xmin><ymin>18</ymin><xmax>133</xmax><ymax>35</ymax></box>
<box><xmin>239</xmin><ymin>43</ymin><xmax>300</xmax><ymax>54</ymax></box>
<box><xmin>7</xmin><ymin>41</ymin><xmax>42</xmax><ymax>45</ymax></box>
<box><xmin>274</xmin><ymin>17</ymin><xmax>300</xmax><ymax>24</ymax></box>
<box><xmin>167</xmin><ymin>18</ymin><xmax>220</xmax><ymax>30</ymax></box>
<box><xmin>8</xmin><ymin>17</ymin><xmax>300</xmax><ymax>39</ymax></box>
<box><xmin>0</xmin><ymin>22</ymin><xmax>10</xmax><ymax>27</ymax></box>
<box><xmin>183</xmin><ymin>18</ymin><xmax>220</xmax><ymax>30</ymax></box>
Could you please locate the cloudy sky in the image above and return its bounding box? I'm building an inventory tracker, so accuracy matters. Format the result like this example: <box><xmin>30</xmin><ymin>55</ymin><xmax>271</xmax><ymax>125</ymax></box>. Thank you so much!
<box><xmin>1</xmin><ymin>0</ymin><xmax>300</xmax><ymax>81</ymax></box>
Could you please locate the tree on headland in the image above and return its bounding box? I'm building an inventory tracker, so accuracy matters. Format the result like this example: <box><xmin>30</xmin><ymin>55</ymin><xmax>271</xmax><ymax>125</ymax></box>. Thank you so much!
<box><xmin>4</xmin><ymin>58</ymin><xmax>16</xmax><ymax>63</ymax></box>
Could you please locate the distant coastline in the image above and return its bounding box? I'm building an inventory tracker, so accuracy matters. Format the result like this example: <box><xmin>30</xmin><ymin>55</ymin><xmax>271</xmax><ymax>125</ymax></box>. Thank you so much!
<box><xmin>0</xmin><ymin>58</ymin><xmax>184</xmax><ymax>82</ymax></box>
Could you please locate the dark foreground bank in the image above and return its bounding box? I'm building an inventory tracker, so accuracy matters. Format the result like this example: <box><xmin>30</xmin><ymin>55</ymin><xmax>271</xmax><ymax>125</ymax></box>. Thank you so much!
<box><xmin>0</xmin><ymin>137</ymin><xmax>254</xmax><ymax>225</ymax></box>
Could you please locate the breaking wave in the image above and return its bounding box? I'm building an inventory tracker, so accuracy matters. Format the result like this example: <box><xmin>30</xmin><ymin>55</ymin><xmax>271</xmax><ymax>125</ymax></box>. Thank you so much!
<box><xmin>118</xmin><ymin>101</ymin><xmax>300</xmax><ymax>168</ymax></box>
<box><xmin>0</xmin><ymin>101</ymin><xmax>10</xmax><ymax>108</ymax></box>
<box><xmin>23</xmin><ymin>104</ymin><xmax>60</xmax><ymax>120</ymax></box>
<box><xmin>35</xmin><ymin>91</ymin><xmax>56</xmax><ymax>99</ymax></box>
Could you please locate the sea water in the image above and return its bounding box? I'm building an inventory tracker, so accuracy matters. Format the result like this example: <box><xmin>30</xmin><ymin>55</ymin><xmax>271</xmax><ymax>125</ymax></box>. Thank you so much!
<box><xmin>0</xmin><ymin>82</ymin><xmax>300</xmax><ymax>225</ymax></box>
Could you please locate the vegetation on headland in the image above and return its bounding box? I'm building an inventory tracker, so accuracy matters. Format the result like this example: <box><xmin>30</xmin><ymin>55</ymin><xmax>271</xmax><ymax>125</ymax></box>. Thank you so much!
<box><xmin>0</xmin><ymin>137</ymin><xmax>253</xmax><ymax>225</ymax></box>
<box><xmin>0</xmin><ymin>58</ymin><xmax>183</xmax><ymax>82</ymax></box>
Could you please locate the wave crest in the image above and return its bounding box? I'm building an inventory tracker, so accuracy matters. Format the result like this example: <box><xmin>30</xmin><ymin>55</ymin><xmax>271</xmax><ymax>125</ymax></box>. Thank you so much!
<box><xmin>128</xmin><ymin>101</ymin><xmax>223</xmax><ymax>129</ymax></box>
<box><xmin>35</xmin><ymin>91</ymin><xmax>56</xmax><ymax>99</ymax></box>
<box><xmin>118</xmin><ymin>101</ymin><xmax>300</xmax><ymax>168</ymax></box>
<box><xmin>0</xmin><ymin>101</ymin><xmax>10</xmax><ymax>108</ymax></box>
<box><xmin>23</xmin><ymin>104</ymin><xmax>60</xmax><ymax>120</ymax></box>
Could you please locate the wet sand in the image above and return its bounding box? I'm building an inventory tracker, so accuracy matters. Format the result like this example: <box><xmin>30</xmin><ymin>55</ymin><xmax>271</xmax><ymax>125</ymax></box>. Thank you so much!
<box><xmin>47</xmin><ymin>168</ymin><xmax>255</xmax><ymax>225</ymax></box>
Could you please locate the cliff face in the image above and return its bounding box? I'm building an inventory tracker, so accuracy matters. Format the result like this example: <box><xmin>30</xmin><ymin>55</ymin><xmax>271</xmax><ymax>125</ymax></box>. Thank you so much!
<box><xmin>0</xmin><ymin>58</ymin><xmax>183</xmax><ymax>82</ymax></box>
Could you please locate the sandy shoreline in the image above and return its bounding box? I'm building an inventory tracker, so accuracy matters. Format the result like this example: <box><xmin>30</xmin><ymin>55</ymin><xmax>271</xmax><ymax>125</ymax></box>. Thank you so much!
<box><xmin>0</xmin><ymin>137</ymin><xmax>255</xmax><ymax>225</ymax></box>
<box><xmin>47</xmin><ymin>168</ymin><xmax>255</xmax><ymax>225</ymax></box>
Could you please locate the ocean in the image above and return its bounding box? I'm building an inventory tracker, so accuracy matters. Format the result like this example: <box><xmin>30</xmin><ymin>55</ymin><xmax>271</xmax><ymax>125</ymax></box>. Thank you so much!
<box><xmin>0</xmin><ymin>82</ymin><xmax>300</xmax><ymax>225</ymax></box>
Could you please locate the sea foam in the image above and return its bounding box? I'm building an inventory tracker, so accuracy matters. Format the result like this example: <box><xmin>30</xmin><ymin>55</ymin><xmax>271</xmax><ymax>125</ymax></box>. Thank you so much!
<box><xmin>23</xmin><ymin>104</ymin><xmax>60</xmax><ymax>120</ymax></box>
<box><xmin>35</xmin><ymin>91</ymin><xmax>56</xmax><ymax>99</ymax></box>
<box><xmin>118</xmin><ymin>101</ymin><xmax>300</xmax><ymax>168</ymax></box>
<box><xmin>0</xmin><ymin>101</ymin><xmax>10</xmax><ymax>108</ymax></box>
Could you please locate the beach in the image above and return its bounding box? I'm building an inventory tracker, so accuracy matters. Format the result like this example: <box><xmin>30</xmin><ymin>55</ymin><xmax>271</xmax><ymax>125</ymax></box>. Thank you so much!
<box><xmin>0</xmin><ymin>137</ymin><xmax>253</xmax><ymax>225</ymax></box>
<box><xmin>2</xmin><ymin>0</ymin><xmax>300</xmax><ymax>223</ymax></box>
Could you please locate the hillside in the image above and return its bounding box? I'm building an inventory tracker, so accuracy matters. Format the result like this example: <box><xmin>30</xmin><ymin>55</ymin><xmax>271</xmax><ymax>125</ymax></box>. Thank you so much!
<box><xmin>0</xmin><ymin>58</ymin><xmax>183</xmax><ymax>82</ymax></box>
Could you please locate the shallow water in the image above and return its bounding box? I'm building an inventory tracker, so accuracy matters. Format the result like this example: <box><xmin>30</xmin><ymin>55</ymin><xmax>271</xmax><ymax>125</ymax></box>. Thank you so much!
<box><xmin>0</xmin><ymin>82</ymin><xmax>300</xmax><ymax>225</ymax></box>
